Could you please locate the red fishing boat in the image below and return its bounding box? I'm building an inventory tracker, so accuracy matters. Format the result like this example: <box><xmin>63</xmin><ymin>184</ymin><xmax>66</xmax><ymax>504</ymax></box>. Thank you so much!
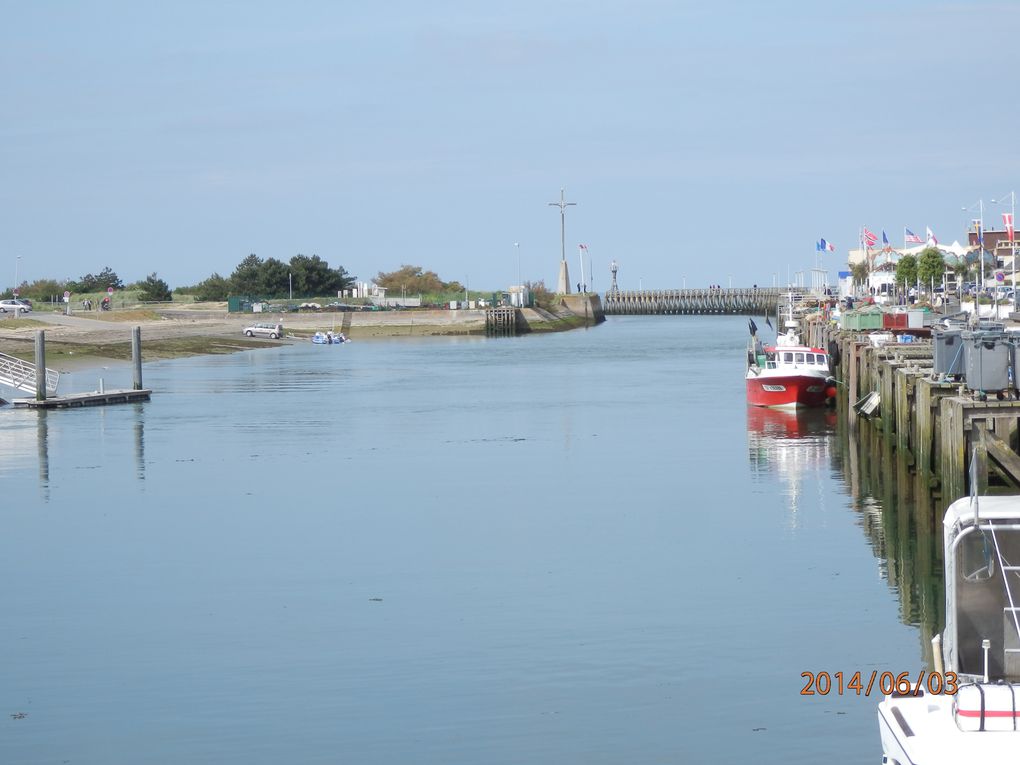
<box><xmin>745</xmin><ymin>299</ymin><xmax>837</xmax><ymax>409</ymax></box>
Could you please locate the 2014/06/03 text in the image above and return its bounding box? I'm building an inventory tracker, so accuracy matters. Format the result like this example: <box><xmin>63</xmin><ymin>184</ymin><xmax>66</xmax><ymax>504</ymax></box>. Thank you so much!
<box><xmin>800</xmin><ymin>671</ymin><xmax>958</xmax><ymax>697</ymax></box>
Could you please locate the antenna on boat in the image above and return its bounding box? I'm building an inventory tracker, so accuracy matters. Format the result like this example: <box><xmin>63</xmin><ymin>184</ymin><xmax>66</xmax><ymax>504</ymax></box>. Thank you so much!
<box><xmin>969</xmin><ymin>441</ymin><xmax>980</xmax><ymax>523</ymax></box>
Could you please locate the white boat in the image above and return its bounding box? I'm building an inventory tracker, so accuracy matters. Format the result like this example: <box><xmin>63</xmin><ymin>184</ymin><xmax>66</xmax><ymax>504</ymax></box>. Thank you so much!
<box><xmin>312</xmin><ymin>331</ymin><xmax>348</xmax><ymax>345</ymax></box>
<box><xmin>878</xmin><ymin>494</ymin><xmax>1020</xmax><ymax>763</ymax></box>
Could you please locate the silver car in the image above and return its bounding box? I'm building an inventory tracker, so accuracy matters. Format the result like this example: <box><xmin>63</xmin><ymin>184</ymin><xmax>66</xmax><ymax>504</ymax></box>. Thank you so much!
<box><xmin>243</xmin><ymin>322</ymin><xmax>283</xmax><ymax>339</ymax></box>
<box><xmin>0</xmin><ymin>299</ymin><xmax>32</xmax><ymax>313</ymax></box>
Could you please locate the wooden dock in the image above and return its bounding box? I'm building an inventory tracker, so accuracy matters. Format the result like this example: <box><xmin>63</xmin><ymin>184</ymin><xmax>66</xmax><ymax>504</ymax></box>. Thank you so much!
<box><xmin>5</xmin><ymin>326</ymin><xmax>153</xmax><ymax>410</ymax></box>
<box><xmin>809</xmin><ymin>315</ymin><xmax>1020</xmax><ymax>498</ymax></box>
<box><xmin>12</xmin><ymin>389</ymin><xmax>152</xmax><ymax>409</ymax></box>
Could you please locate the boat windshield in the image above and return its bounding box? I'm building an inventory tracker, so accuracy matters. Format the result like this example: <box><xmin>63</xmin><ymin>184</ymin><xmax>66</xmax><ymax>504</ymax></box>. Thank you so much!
<box><xmin>953</xmin><ymin>522</ymin><xmax>1020</xmax><ymax>681</ymax></box>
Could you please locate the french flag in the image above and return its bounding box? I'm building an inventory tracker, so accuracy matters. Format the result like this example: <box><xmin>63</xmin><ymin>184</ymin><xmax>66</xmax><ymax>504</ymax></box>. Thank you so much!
<box><xmin>817</xmin><ymin>238</ymin><xmax>836</xmax><ymax>252</ymax></box>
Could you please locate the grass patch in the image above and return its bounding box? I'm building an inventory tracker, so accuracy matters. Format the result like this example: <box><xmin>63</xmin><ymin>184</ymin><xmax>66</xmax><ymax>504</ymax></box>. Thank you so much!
<box><xmin>91</xmin><ymin>310</ymin><xmax>162</xmax><ymax>322</ymax></box>
<box><xmin>0</xmin><ymin>318</ymin><xmax>48</xmax><ymax>330</ymax></box>
<box><xmin>0</xmin><ymin>335</ymin><xmax>281</xmax><ymax>365</ymax></box>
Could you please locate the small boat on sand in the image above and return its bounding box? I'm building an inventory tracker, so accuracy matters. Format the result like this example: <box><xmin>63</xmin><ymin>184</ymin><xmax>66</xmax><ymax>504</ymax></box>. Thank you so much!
<box><xmin>312</xmin><ymin>331</ymin><xmax>348</xmax><ymax>345</ymax></box>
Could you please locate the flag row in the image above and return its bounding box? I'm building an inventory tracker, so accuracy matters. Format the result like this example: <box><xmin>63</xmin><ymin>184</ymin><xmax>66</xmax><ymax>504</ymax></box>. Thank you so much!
<box><xmin>819</xmin><ymin>216</ymin><xmax>1016</xmax><ymax>254</ymax></box>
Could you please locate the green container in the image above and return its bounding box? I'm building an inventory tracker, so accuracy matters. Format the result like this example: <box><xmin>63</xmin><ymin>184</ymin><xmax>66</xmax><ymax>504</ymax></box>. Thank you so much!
<box><xmin>841</xmin><ymin>309</ymin><xmax>883</xmax><ymax>330</ymax></box>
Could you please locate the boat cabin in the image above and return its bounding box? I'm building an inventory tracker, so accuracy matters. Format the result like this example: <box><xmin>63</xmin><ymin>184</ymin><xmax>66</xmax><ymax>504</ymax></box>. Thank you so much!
<box><xmin>943</xmin><ymin>496</ymin><xmax>1020</xmax><ymax>683</ymax></box>
<box><xmin>759</xmin><ymin>348</ymin><xmax>829</xmax><ymax>371</ymax></box>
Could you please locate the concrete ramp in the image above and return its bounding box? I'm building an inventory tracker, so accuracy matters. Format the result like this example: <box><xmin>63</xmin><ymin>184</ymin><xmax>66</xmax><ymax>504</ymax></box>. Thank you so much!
<box><xmin>0</xmin><ymin>351</ymin><xmax>59</xmax><ymax>395</ymax></box>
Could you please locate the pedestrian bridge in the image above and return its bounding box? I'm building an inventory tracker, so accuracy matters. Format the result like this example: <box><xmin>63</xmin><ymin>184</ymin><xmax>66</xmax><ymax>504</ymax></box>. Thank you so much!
<box><xmin>602</xmin><ymin>287</ymin><xmax>809</xmax><ymax>315</ymax></box>
<box><xmin>0</xmin><ymin>351</ymin><xmax>59</xmax><ymax>395</ymax></box>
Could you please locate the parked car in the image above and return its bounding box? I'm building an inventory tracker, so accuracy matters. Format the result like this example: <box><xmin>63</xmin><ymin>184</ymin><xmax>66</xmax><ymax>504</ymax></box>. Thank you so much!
<box><xmin>243</xmin><ymin>322</ymin><xmax>283</xmax><ymax>339</ymax></box>
<box><xmin>0</xmin><ymin>299</ymin><xmax>32</xmax><ymax>313</ymax></box>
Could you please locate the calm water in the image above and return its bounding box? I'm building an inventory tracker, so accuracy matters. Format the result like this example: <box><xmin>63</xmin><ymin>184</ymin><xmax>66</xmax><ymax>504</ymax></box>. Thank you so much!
<box><xmin>1</xmin><ymin>315</ymin><xmax>925</xmax><ymax>763</ymax></box>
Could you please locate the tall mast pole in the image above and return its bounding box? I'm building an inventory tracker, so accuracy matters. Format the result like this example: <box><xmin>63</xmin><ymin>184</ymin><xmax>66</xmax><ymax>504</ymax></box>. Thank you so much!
<box><xmin>548</xmin><ymin>188</ymin><xmax>576</xmax><ymax>293</ymax></box>
<box><xmin>1012</xmin><ymin>191</ymin><xmax>1016</xmax><ymax>313</ymax></box>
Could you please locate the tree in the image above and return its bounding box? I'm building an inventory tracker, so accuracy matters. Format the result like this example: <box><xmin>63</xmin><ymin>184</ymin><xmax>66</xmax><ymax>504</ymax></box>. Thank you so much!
<box><xmin>526</xmin><ymin>280</ymin><xmax>555</xmax><ymax>310</ymax></box>
<box><xmin>230</xmin><ymin>254</ymin><xmax>263</xmax><ymax>295</ymax></box>
<box><xmin>895</xmin><ymin>254</ymin><xmax>918</xmax><ymax>292</ymax></box>
<box><xmin>917</xmin><ymin>247</ymin><xmax>946</xmax><ymax>290</ymax></box>
<box><xmin>258</xmin><ymin>258</ymin><xmax>290</xmax><ymax>297</ymax></box>
<box><xmin>289</xmin><ymin>254</ymin><xmax>335</xmax><ymax>296</ymax></box>
<box><xmin>375</xmin><ymin>265</ymin><xmax>447</xmax><ymax>295</ymax></box>
<box><xmin>850</xmin><ymin>262</ymin><xmax>869</xmax><ymax>294</ymax></box>
<box><xmin>137</xmin><ymin>272</ymin><xmax>172</xmax><ymax>302</ymax></box>
<box><xmin>69</xmin><ymin>266</ymin><xmax>123</xmax><ymax>293</ymax></box>
<box><xmin>191</xmin><ymin>273</ymin><xmax>230</xmax><ymax>301</ymax></box>
<box><xmin>951</xmin><ymin>260</ymin><xmax>971</xmax><ymax>290</ymax></box>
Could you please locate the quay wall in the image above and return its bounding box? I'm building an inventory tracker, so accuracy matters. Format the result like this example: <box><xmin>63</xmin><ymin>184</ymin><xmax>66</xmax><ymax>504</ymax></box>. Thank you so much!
<box><xmin>805</xmin><ymin>315</ymin><xmax>1020</xmax><ymax>506</ymax></box>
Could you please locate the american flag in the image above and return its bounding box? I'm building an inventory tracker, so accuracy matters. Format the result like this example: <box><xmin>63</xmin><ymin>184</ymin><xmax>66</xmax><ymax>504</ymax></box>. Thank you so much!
<box><xmin>863</xmin><ymin>227</ymin><xmax>878</xmax><ymax>247</ymax></box>
<box><xmin>904</xmin><ymin>228</ymin><xmax>923</xmax><ymax>244</ymax></box>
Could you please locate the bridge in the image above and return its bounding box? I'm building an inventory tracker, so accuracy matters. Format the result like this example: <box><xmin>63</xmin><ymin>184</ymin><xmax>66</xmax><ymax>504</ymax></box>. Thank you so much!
<box><xmin>602</xmin><ymin>287</ymin><xmax>811</xmax><ymax>315</ymax></box>
<box><xmin>0</xmin><ymin>351</ymin><xmax>59</xmax><ymax>396</ymax></box>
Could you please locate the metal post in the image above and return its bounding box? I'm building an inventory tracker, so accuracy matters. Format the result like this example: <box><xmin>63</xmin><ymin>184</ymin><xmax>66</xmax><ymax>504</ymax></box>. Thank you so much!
<box><xmin>34</xmin><ymin>330</ymin><xmax>45</xmax><ymax>401</ymax></box>
<box><xmin>132</xmin><ymin>326</ymin><xmax>142</xmax><ymax>390</ymax></box>
<box><xmin>514</xmin><ymin>242</ymin><xmax>520</xmax><ymax>292</ymax></box>
<box><xmin>578</xmin><ymin>245</ymin><xmax>584</xmax><ymax>293</ymax></box>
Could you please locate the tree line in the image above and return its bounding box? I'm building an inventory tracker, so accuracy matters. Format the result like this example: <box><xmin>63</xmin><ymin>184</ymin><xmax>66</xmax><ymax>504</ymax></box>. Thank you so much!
<box><xmin>6</xmin><ymin>253</ymin><xmax>358</xmax><ymax>303</ymax></box>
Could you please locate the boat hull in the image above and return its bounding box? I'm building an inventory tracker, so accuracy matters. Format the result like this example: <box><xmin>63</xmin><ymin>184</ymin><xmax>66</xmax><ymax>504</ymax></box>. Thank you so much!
<box><xmin>745</xmin><ymin>374</ymin><xmax>833</xmax><ymax>409</ymax></box>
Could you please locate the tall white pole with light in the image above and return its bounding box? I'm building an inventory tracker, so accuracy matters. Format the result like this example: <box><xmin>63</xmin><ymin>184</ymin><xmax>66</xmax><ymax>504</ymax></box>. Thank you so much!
<box><xmin>14</xmin><ymin>255</ymin><xmax>21</xmax><ymax>295</ymax></box>
<box><xmin>963</xmin><ymin>198</ymin><xmax>985</xmax><ymax>301</ymax></box>
<box><xmin>992</xmin><ymin>191</ymin><xmax>1017</xmax><ymax>312</ymax></box>
<box><xmin>514</xmin><ymin>242</ymin><xmax>521</xmax><ymax>306</ymax></box>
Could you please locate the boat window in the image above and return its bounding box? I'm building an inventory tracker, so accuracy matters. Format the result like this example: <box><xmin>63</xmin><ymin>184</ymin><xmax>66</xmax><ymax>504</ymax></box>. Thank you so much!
<box><xmin>795</xmin><ymin>352</ymin><xmax>805</xmax><ymax>364</ymax></box>
<box><xmin>819</xmin><ymin>354</ymin><xmax>827</xmax><ymax>366</ymax></box>
<box><xmin>766</xmin><ymin>361</ymin><xmax>777</xmax><ymax>369</ymax></box>
<box><xmin>805</xmin><ymin>353</ymin><xmax>815</xmax><ymax>364</ymax></box>
<box><xmin>783</xmin><ymin>352</ymin><xmax>793</xmax><ymax>363</ymax></box>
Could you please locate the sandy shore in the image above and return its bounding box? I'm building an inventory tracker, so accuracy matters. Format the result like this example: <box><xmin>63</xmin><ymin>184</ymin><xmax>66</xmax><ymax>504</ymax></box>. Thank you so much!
<box><xmin>0</xmin><ymin>304</ymin><xmax>585</xmax><ymax>371</ymax></box>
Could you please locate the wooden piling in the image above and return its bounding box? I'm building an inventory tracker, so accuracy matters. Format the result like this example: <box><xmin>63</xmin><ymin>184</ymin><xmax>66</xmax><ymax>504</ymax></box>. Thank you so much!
<box><xmin>34</xmin><ymin>331</ymin><xmax>46</xmax><ymax>401</ymax></box>
<box><xmin>132</xmin><ymin>326</ymin><xmax>142</xmax><ymax>390</ymax></box>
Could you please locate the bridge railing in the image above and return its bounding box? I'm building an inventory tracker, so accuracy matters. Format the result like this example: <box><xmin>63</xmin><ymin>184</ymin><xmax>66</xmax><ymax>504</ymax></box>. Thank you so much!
<box><xmin>602</xmin><ymin>287</ymin><xmax>812</xmax><ymax>316</ymax></box>
<box><xmin>0</xmin><ymin>351</ymin><xmax>59</xmax><ymax>395</ymax></box>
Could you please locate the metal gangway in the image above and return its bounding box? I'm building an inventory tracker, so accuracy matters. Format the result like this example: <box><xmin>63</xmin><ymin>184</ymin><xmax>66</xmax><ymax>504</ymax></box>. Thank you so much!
<box><xmin>0</xmin><ymin>351</ymin><xmax>59</xmax><ymax>395</ymax></box>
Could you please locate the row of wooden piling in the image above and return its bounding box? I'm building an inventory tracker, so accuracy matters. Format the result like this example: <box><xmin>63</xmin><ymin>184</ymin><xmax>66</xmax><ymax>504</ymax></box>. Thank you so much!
<box><xmin>485</xmin><ymin>306</ymin><xmax>519</xmax><ymax>336</ymax></box>
<box><xmin>12</xmin><ymin>327</ymin><xmax>151</xmax><ymax>409</ymax></box>
<box><xmin>807</xmin><ymin>318</ymin><xmax>1020</xmax><ymax>500</ymax></box>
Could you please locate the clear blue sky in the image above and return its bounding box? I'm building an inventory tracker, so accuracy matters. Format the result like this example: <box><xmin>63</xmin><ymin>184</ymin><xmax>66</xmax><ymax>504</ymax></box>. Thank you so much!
<box><xmin>3</xmin><ymin>1</ymin><xmax>1017</xmax><ymax>292</ymax></box>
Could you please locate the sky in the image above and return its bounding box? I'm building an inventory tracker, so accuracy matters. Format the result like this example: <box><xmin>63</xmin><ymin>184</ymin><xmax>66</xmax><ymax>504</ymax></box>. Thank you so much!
<box><xmin>3</xmin><ymin>0</ymin><xmax>1020</xmax><ymax>293</ymax></box>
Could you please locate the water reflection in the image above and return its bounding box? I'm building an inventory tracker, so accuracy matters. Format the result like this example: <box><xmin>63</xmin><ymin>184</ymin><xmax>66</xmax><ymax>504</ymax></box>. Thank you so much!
<box><xmin>30</xmin><ymin>402</ymin><xmax>148</xmax><ymax>499</ymax></box>
<box><xmin>836</xmin><ymin>417</ymin><xmax>945</xmax><ymax>665</ymax></box>
<box><xmin>746</xmin><ymin>407</ymin><xmax>836</xmax><ymax>528</ymax></box>
<box><xmin>36</xmin><ymin>410</ymin><xmax>49</xmax><ymax>501</ymax></box>
<box><xmin>747</xmin><ymin>404</ymin><xmax>946</xmax><ymax>666</ymax></box>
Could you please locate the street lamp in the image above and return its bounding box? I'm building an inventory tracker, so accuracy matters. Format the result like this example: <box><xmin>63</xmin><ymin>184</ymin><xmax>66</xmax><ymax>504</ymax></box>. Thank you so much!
<box><xmin>963</xmin><ymin>199</ymin><xmax>985</xmax><ymax>302</ymax></box>
<box><xmin>514</xmin><ymin>241</ymin><xmax>521</xmax><ymax>292</ymax></box>
<box><xmin>14</xmin><ymin>255</ymin><xmax>21</xmax><ymax>295</ymax></box>
<box><xmin>991</xmin><ymin>192</ymin><xmax>1017</xmax><ymax>312</ymax></box>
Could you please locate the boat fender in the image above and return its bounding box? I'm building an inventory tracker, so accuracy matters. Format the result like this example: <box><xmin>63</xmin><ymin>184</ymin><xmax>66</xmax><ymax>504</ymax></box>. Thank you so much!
<box><xmin>747</xmin><ymin>349</ymin><xmax>755</xmax><ymax>367</ymax></box>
